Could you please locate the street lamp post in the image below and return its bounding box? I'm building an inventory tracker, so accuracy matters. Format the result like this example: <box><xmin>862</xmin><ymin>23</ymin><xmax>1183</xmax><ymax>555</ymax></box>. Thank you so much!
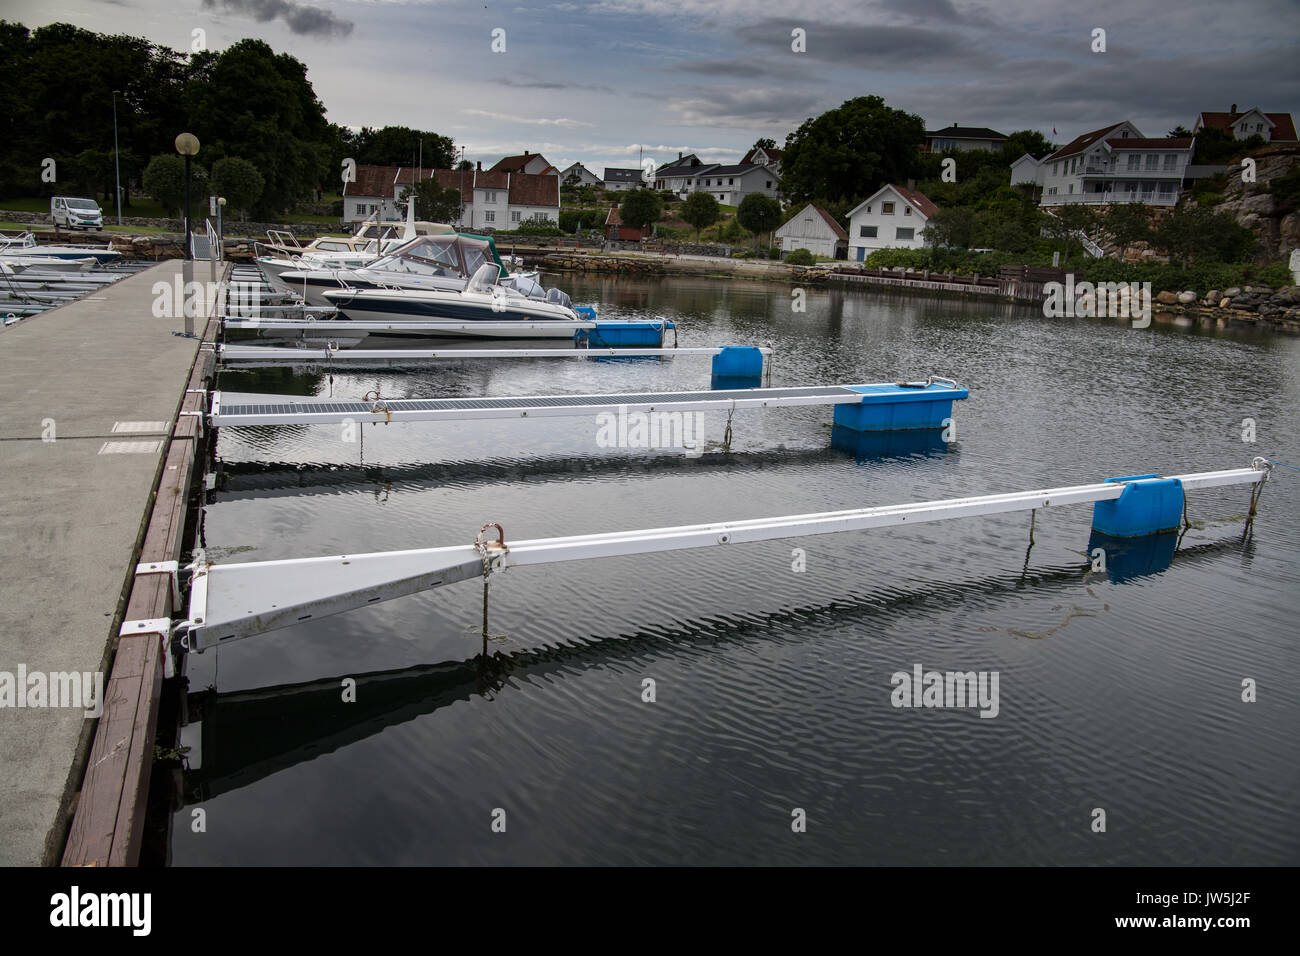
<box><xmin>112</xmin><ymin>90</ymin><xmax>122</xmax><ymax>226</ymax></box>
<box><xmin>217</xmin><ymin>197</ymin><xmax>226</xmax><ymax>250</ymax></box>
<box><xmin>174</xmin><ymin>132</ymin><xmax>200</xmax><ymax>260</ymax></box>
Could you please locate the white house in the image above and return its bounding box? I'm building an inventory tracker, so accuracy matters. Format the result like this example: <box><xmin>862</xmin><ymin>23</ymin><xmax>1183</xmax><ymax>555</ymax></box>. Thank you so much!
<box><xmin>1193</xmin><ymin>105</ymin><xmax>1297</xmax><ymax>142</ymax></box>
<box><xmin>560</xmin><ymin>163</ymin><xmax>600</xmax><ymax>187</ymax></box>
<box><xmin>925</xmin><ymin>125</ymin><xmax>1008</xmax><ymax>152</ymax></box>
<box><xmin>603</xmin><ymin>168</ymin><xmax>643</xmax><ymax>191</ymax></box>
<box><xmin>775</xmin><ymin>203</ymin><xmax>847</xmax><ymax>259</ymax></box>
<box><xmin>1030</xmin><ymin>121</ymin><xmax>1194</xmax><ymax>207</ymax></box>
<box><xmin>845</xmin><ymin>184</ymin><xmax>938</xmax><ymax>261</ymax></box>
<box><xmin>1009</xmin><ymin>153</ymin><xmax>1042</xmax><ymax>187</ymax></box>
<box><xmin>653</xmin><ymin>149</ymin><xmax>782</xmax><ymax>203</ymax></box>
<box><xmin>689</xmin><ymin>164</ymin><xmax>779</xmax><ymax>206</ymax></box>
<box><xmin>396</xmin><ymin>166</ymin><xmax>559</xmax><ymax>232</ymax></box>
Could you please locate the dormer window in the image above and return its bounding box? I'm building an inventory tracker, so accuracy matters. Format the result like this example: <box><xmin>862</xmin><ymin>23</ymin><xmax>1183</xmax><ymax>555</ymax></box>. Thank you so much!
<box><xmin>882</xmin><ymin>201</ymin><xmax>895</xmax><ymax>214</ymax></box>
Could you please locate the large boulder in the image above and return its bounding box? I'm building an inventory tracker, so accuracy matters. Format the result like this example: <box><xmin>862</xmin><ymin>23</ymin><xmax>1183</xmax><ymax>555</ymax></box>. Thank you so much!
<box><xmin>1156</xmin><ymin>290</ymin><xmax>1178</xmax><ymax>304</ymax></box>
<box><xmin>1177</xmin><ymin>291</ymin><xmax>1197</xmax><ymax>304</ymax></box>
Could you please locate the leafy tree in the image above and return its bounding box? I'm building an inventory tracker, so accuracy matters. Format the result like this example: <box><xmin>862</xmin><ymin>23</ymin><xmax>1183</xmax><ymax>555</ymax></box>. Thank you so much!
<box><xmin>923</xmin><ymin>206</ymin><xmax>978</xmax><ymax>250</ymax></box>
<box><xmin>209</xmin><ymin>156</ymin><xmax>264</xmax><ymax>220</ymax></box>
<box><xmin>752</xmin><ymin>137</ymin><xmax>777</xmax><ymax>151</ymax></box>
<box><xmin>780</xmin><ymin>96</ymin><xmax>925</xmax><ymax>206</ymax></box>
<box><xmin>351</xmin><ymin>125</ymin><xmax>455</xmax><ymax>169</ymax></box>
<box><xmin>736</xmin><ymin>193</ymin><xmax>783</xmax><ymax>248</ymax></box>
<box><xmin>1152</xmin><ymin>206</ymin><xmax>1257</xmax><ymax>267</ymax></box>
<box><xmin>1168</xmin><ymin>125</ymin><xmax>1193</xmax><ymax>138</ymax></box>
<box><xmin>1095</xmin><ymin>203</ymin><xmax>1150</xmax><ymax>261</ymax></box>
<box><xmin>1044</xmin><ymin>203</ymin><xmax>1097</xmax><ymax>261</ymax></box>
<box><xmin>398</xmin><ymin>178</ymin><xmax>463</xmax><ymax>224</ymax></box>
<box><xmin>1192</xmin><ymin>127</ymin><xmax>1266</xmax><ymax>165</ymax></box>
<box><xmin>456</xmin><ymin>158</ymin><xmax>473</xmax><ymax>171</ymax></box>
<box><xmin>619</xmin><ymin>188</ymin><xmax>662</xmax><ymax>235</ymax></box>
<box><xmin>680</xmin><ymin>191</ymin><xmax>720</xmax><ymax>240</ymax></box>
<box><xmin>142</xmin><ymin>152</ymin><xmax>205</xmax><ymax>217</ymax></box>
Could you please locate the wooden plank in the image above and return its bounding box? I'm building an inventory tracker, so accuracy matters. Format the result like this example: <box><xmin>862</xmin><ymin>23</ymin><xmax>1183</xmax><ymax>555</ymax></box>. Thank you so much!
<box><xmin>108</xmin><ymin>633</ymin><xmax>162</xmax><ymax>867</ymax></box>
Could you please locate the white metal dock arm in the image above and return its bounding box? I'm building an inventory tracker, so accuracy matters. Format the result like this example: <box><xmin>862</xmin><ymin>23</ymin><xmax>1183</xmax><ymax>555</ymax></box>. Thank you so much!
<box><xmin>181</xmin><ymin>465</ymin><xmax>1268</xmax><ymax>650</ymax></box>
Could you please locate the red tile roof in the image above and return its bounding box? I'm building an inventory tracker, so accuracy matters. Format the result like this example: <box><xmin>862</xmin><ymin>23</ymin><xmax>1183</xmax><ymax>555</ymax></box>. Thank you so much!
<box><xmin>894</xmin><ymin>185</ymin><xmax>939</xmax><ymax>219</ymax></box>
<box><xmin>350</xmin><ymin>164</ymin><xmax>429</xmax><ymax>199</ymax></box>
<box><xmin>508</xmin><ymin>172</ymin><xmax>560</xmax><ymax>207</ymax></box>
<box><xmin>1197</xmin><ymin>110</ymin><xmax>1298</xmax><ymax>141</ymax></box>
<box><xmin>431</xmin><ymin>169</ymin><xmax>474</xmax><ymax>204</ymax></box>
<box><xmin>605</xmin><ymin>205</ymin><xmax>622</xmax><ymax>226</ymax></box>
<box><xmin>490</xmin><ymin>153</ymin><xmax>552</xmax><ymax>172</ymax></box>
<box><xmin>741</xmin><ymin>147</ymin><xmax>784</xmax><ymax>165</ymax></box>
<box><xmin>1045</xmin><ymin>123</ymin><xmax>1128</xmax><ymax>161</ymax></box>
<box><xmin>1104</xmin><ymin>137</ymin><xmax>1194</xmax><ymax>150</ymax></box>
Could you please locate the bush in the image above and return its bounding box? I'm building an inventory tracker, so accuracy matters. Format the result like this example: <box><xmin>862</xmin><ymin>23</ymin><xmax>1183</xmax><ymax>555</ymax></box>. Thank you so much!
<box><xmin>515</xmin><ymin>219</ymin><xmax>562</xmax><ymax>237</ymax></box>
<box><xmin>785</xmin><ymin>248</ymin><xmax>815</xmax><ymax>265</ymax></box>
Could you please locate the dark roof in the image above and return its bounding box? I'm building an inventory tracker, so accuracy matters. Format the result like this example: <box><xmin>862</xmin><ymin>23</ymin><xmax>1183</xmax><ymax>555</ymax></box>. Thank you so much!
<box><xmin>696</xmin><ymin>163</ymin><xmax>771</xmax><ymax>177</ymax></box>
<box><xmin>350</xmin><ymin>164</ymin><xmax>429</xmax><ymax>198</ymax></box>
<box><xmin>431</xmin><ymin>169</ymin><xmax>473</xmax><ymax>204</ymax></box>
<box><xmin>925</xmin><ymin>126</ymin><xmax>1007</xmax><ymax>140</ymax></box>
<box><xmin>474</xmin><ymin>169</ymin><xmax>510</xmax><ymax>190</ymax></box>
<box><xmin>490</xmin><ymin>152</ymin><xmax>551</xmax><ymax>172</ymax></box>
<box><xmin>1046</xmin><ymin>123</ymin><xmax>1128</xmax><ymax>161</ymax></box>
<box><xmin>889</xmin><ymin>184</ymin><xmax>939</xmax><ymax>218</ymax></box>
<box><xmin>1197</xmin><ymin>110</ymin><xmax>1298</xmax><ymax>141</ymax></box>
<box><xmin>656</xmin><ymin>161</ymin><xmax>718</xmax><ymax>179</ymax></box>
<box><xmin>1104</xmin><ymin>137</ymin><xmax>1194</xmax><ymax>150</ymax></box>
<box><xmin>655</xmin><ymin>154</ymin><xmax>707</xmax><ymax>175</ymax></box>
<box><xmin>741</xmin><ymin>146</ymin><xmax>784</xmax><ymax>165</ymax></box>
<box><xmin>508</xmin><ymin>172</ymin><xmax>560</xmax><ymax>207</ymax></box>
<box><xmin>604</xmin><ymin>167</ymin><xmax>643</xmax><ymax>183</ymax></box>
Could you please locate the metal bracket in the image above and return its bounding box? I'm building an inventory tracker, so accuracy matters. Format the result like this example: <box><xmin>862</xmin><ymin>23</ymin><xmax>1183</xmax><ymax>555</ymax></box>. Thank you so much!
<box><xmin>178</xmin><ymin>410</ymin><xmax>205</xmax><ymax>437</ymax></box>
<box><xmin>135</xmin><ymin>560</ymin><xmax>182</xmax><ymax>608</ymax></box>
<box><xmin>120</xmin><ymin>618</ymin><xmax>173</xmax><ymax>639</ymax></box>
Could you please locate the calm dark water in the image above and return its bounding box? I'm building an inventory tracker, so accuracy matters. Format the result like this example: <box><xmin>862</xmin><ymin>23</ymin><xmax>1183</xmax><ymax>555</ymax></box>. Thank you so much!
<box><xmin>170</xmin><ymin>275</ymin><xmax>1300</xmax><ymax>865</ymax></box>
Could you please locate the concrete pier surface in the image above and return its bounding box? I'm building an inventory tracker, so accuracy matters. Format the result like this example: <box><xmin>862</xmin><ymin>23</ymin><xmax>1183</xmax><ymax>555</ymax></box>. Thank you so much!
<box><xmin>0</xmin><ymin>260</ymin><xmax>200</xmax><ymax>865</ymax></box>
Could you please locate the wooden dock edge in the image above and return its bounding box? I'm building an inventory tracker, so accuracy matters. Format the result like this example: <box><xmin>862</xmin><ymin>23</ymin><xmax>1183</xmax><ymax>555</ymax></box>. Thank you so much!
<box><xmin>54</xmin><ymin>266</ymin><xmax>226</xmax><ymax>867</ymax></box>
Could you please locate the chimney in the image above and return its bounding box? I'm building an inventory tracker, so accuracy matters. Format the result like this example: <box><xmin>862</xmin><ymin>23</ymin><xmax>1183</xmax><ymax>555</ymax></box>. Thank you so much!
<box><xmin>524</xmin><ymin>150</ymin><xmax>530</xmax><ymax>156</ymax></box>
<box><xmin>678</xmin><ymin>151</ymin><xmax>683</xmax><ymax>159</ymax></box>
<box><xmin>476</xmin><ymin>161</ymin><xmax>482</xmax><ymax>172</ymax></box>
<box><xmin>907</xmin><ymin>178</ymin><xmax>916</xmax><ymax>192</ymax></box>
<box><xmin>1230</xmin><ymin>103</ymin><xmax>1238</xmax><ymax>115</ymax></box>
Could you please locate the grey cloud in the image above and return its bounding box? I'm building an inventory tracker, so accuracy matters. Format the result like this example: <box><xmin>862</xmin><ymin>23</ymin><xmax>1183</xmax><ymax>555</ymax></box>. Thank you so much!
<box><xmin>200</xmin><ymin>0</ymin><xmax>354</xmax><ymax>39</ymax></box>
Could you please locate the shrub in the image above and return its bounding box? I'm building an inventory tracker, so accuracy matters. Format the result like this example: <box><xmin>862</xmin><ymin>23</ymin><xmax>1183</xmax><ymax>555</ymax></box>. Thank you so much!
<box><xmin>785</xmin><ymin>248</ymin><xmax>815</xmax><ymax>265</ymax></box>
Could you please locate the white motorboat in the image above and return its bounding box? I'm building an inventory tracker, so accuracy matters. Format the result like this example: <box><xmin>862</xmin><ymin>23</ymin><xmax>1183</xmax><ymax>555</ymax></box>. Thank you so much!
<box><xmin>321</xmin><ymin>262</ymin><xmax>581</xmax><ymax>338</ymax></box>
<box><xmin>0</xmin><ymin>254</ymin><xmax>97</xmax><ymax>273</ymax></box>
<box><xmin>0</xmin><ymin>231</ymin><xmax>122</xmax><ymax>264</ymax></box>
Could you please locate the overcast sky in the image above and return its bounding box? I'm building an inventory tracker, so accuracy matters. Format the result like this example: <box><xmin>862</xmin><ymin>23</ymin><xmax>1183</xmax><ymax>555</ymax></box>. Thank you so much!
<box><xmin>5</xmin><ymin>0</ymin><xmax>1299</xmax><ymax>173</ymax></box>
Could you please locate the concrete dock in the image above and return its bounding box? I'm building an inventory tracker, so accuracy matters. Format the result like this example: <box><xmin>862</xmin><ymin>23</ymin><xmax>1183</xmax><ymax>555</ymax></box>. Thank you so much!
<box><xmin>0</xmin><ymin>260</ymin><xmax>208</xmax><ymax>865</ymax></box>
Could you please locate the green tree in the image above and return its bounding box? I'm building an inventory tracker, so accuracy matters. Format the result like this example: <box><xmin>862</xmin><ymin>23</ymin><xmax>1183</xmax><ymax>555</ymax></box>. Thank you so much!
<box><xmin>1095</xmin><ymin>203</ymin><xmax>1150</xmax><ymax>261</ymax></box>
<box><xmin>736</xmin><ymin>193</ymin><xmax>783</xmax><ymax>249</ymax></box>
<box><xmin>680</xmin><ymin>191</ymin><xmax>720</xmax><ymax>240</ymax></box>
<box><xmin>780</xmin><ymin>96</ymin><xmax>925</xmax><ymax>206</ymax></box>
<box><xmin>398</xmin><ymin>178</ymin><xmax>463</xmax><ymax>224</ymax></box>
<box><xmin>142</xmin><ymin>152</ymin><xmax>205</xmax><ymax>217</ymax></box>
<box><xmin>209</xmin><ymin>156</ymin><xmax>264</xmax><ymax>220</ymax></box>
<box><xmin>619</xmin><ymin>188</ymin><xmax>662</xmax><ymax>236</ymax></box>
<box><xmin>1152</xmin><ymin>206</ymin><xmax>1257</xmax><ymax>267</ymax></box>
<box><xmin>752</xmin><ymin>137</ymin><xmax>777</xmax><ymax>151</ymax></box>
<box><xmin>1044</xmin><ymin>203</ymin><xmax>1097</xmax><ymax>261</ymax></box>
<box><xmin>923</xmin><ymin>206</ymin><xmax>978</xmax><ymax>250</ymax></box>
<box><xmin>351</xmin><ymin>125</ymin><xmax>455</xmax><ymax>169</ymax></box>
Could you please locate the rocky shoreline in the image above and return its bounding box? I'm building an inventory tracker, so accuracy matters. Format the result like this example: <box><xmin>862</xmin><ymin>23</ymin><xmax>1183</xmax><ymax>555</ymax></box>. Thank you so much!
<box><xmin>1153</xmin><ymin>285</ymin><xmax>1300</xmax><ymax>333</ymax></box>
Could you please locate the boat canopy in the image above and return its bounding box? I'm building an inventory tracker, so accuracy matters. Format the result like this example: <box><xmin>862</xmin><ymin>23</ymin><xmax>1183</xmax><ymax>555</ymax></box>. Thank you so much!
<box><xmin>368</xmin><ymin>233</ymin><xmax>508</xmax><ymax>280</ymax></box>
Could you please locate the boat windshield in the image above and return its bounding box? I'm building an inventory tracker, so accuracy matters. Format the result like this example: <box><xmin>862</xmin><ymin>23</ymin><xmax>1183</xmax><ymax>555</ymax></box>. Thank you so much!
<box><xmin>368</xmin><ymin>234</ymin><xmax>496</xmax><ymax>278</ymax></box>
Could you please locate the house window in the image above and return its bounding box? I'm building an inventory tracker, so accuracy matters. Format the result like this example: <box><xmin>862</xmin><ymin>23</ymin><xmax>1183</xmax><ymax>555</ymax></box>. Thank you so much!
<box><xmin>882</xmin><ymin>201</ymin><xmax>895</xmax><ymax>214</ymax></box>
<box><xmin>1068</xmin><ymin>184</ymin><xmax>1074</xmax><ymax>193</ymax></box>
<box><xmin>728</xmin><ymin>178</ymin><xmax>734</xmax><ymax>185</ymax></box>
<box><xmin>904</xmin><ymin>206</ymin><xmax>911</xmax><ymax>215</ymax></box>
<box><xmin>512</xmin><ymin>211</ymin><xmax>521</xmax><ymax>223</ymax></box>
<box><xmin>487</xmin><ymin>191</ymin><xmax>500</xmax><ymax>202</ymax></box>
<box><xmin>1158</xmin><ymin>182</ymin><xmax>1175</xmax><ymax>196</ymax></box>
<box><xmin>896</xmin><ymin>228</ymin><xmax>914</xmax><ymax>241</ymax></box>
<box><xmin>1163</xmin><ymin>154</ymin><xmax>1178</xmax><ymax>170</ymax></box>
<box><xmin>484</xmin><ymin>211</ymin><xmax>495</xmax><ymax>222</ymax></box>
<box><xmin>1127</xmin><ymin>155</ymin><xmax>1141</xmax><ymax>170</ymax></box>
<box><xmin>860</xmin><ymin>225</ymin><xmax>877</xmax><ymax>238</ymax></box>
<box><xmin>766</xmin><ymin>181</ymin><xmax>772</xmax><ymax>188</ymax></box>
<box><xmin>533</xmin><ymin>212</ymin><xmax>547</xmax><ymax>221</ymax></box>
<box><xmin>1145</xmin><ymin>154</ymin><xmax>1159</xmax><ymax>170</ymax></box>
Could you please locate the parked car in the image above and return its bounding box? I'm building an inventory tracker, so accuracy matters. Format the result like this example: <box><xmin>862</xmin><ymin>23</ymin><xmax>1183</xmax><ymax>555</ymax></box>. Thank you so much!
<box><xmin>50</xmin><ymin>196</ymin><xmax>104</xmax><ymax>230</ymax></box>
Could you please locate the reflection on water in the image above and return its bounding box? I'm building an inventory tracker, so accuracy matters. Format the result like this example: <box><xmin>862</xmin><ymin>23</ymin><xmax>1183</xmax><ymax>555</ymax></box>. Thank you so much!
<box><xmin>172</xmin><ymin>275</ymin><xmax>1300</xmax><ymax>866</ymax></box>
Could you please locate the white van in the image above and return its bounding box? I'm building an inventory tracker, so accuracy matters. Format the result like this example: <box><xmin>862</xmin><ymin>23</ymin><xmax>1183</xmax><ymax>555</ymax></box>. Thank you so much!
<box><xmin>51</xmin><ymin>196</ymin><xmax>104</xmax><ymax>230</ymax></box>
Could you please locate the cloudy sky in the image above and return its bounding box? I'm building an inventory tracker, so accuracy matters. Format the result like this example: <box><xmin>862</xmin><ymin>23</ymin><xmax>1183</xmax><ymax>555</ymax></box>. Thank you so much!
<box><xmin>5</xmin><ymin>0</ymin><xmax>1299</xmax><ymax>173</ymax></box>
